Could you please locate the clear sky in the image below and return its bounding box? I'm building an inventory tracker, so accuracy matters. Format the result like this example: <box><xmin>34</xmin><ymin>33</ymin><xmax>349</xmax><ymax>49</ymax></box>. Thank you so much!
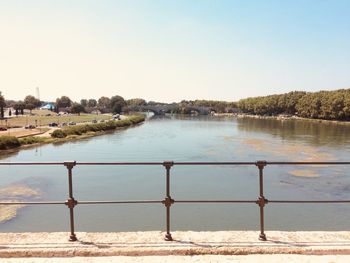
<box><xmin>0</xmin><ymin>0</ymin><xmax>349</xmax><ymax>103</ymax></box>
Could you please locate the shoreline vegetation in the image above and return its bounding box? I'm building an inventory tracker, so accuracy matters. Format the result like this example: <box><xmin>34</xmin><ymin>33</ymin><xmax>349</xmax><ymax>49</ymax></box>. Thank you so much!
<box><xmin>227</xmin><ymin>113</ymin><xmax>350</xmax><ymax>126</ymax></box>
<box><xmin>2</xmin><ymin>88</ymin><xmax>350</xmax><ymax>127</ymax></box>
<box><xmin>0</xmin><ymin>114</ymin><xmax>145</xmax><ymax>153</ymax></box>
<box><xmin>237</xmin><ymin>89</ymin><xmax>350</xmax><ymax>121</ymax></box>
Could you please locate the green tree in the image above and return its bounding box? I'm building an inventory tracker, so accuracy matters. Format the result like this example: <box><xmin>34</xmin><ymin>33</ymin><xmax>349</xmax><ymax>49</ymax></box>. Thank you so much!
<box><xmin>296</xmin><ymin>93</ymin><xmax>321</xmax><ymax>119</ymax></box>
<box><xmin>97</xmin><ymin>96</ymin><xmax>111</xmax><ymax>112</ymax></box>
<box><xmin>126</xmin><ymin>98</ymin><xmax>147</xmax><ymax>106</ymax></box>
<box><xmin>285</xmin><ymin>91</ymin><xmax>306</xmax><ymax>114</ymax></box>
<box><xmin>110</xmin><ymin>95</ymin><xmax>126</xmax><ymax>114</ymax></box>
<box><xmin>80</xmin><ymin>99</ymin><xmax>88</xmax><ymax>107</ymax></box>
<box><xmin>56</xmin><ymin>96</ymin><xmax>72</xmax><ymax>108</ymax></box>
<box><xmin>0</xmin><ymin>92</ymin><xmax>5</xmax><ymax>119</ymax></box>
<box><xmin>70</xmin><ymin>103</ymin><xmax>85</xmax><ymax>115</ymax></box>
<box><xmin>14</xmin><ymin>101</ymin><xmax>25</xmax><ymax>115</ymax></box>
<box><xmin>87</xmin><ymin>99</ymin><xmax>97</xmax><ymax>108</ymax></box>
<box><xmin>24</xmin><ymin>95</ymin><xmax>41</xmax><ymax>113</ymax></box>
<box><xmin>343</xmin><ymin>91</ymin><xmax>350</xmax><ymax>120</ymax></box>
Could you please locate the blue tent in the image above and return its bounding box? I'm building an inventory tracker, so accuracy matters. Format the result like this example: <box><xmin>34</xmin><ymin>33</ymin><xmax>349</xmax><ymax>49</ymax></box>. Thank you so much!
<box><xmin>40</xmin><ymin>103</ymin><xmax>55</xmax><ymax>110</ymax></box>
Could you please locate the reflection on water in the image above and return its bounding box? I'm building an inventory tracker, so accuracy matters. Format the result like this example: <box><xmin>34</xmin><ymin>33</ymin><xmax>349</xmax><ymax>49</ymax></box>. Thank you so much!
<box><xmin>0</xmin><ymin>116</ymin><xmax>350</xmax><ymax>232</ymax></box>
<box><xmin>238</xmin><ymin>138</ymin><xmax>335</xmax><ymax>162</ymax></box>
<box><xmin>236</xmin><ymin>117</ymin><xmax>350</xmax><ymax>146</ymax></box>
<box><xmin>288</xmin><ymin>169</ymin><xmax>320</xmax><ymax>178</ymax></box>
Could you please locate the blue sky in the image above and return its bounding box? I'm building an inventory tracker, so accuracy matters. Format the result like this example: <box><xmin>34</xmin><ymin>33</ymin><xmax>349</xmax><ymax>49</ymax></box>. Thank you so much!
<box><xmin>0</xmin><ymin>0</ymin><xmax>349</xmax><ymax>102</ymax></box>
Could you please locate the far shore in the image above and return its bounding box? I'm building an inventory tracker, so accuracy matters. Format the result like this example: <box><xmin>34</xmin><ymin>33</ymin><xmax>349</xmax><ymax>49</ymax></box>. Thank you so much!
<box><xmin>213</xmin><ymin>112</ymin><xmax>350</xmax><ymax>125</ymax></box>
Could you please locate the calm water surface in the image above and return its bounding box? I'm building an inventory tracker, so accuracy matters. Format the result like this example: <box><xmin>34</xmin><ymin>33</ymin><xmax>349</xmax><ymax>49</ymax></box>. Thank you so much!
<box><xmin>1</xmin><ymin>116</ymin><xmax>350</xmax><ymax>232</ymax></box>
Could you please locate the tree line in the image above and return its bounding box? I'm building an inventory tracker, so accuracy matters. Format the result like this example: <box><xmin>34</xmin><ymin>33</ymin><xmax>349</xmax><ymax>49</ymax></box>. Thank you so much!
<box><xmin>172</xmin><ymin>100</ymin><xmax>238</xmax><ymax>114</ymax></box>
<box><xmin>60</xmin><ymin>95</ymin><xmax>127</xmax><ymax>115</ymax></box>
<box><xmin>2</xmin><ymin>88</ymin><xmax>350</xmax><ymax>120</ymax></box>
<box><xmin>1</xmin><ymin>94</ymin><xmax>129</xmax><ymax>117</ymax></box>
<box><xmin>0</xmin><ymin>92</ymin><xmax>239</xmax><ymax>118</ymax></box>
<box><xmin>237</xmin><ymin>89</ymin><xmax>350</xmax><ymax>120</ymax></box>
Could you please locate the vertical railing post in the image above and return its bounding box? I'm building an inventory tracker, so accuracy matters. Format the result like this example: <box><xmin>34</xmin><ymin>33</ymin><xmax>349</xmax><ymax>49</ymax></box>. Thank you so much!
<box><xmin>162</xmin><ymin>161</ymin><xmax>174</xmax><ymax>241</ymax></box>
<box><xmin>255</xmin><ymin>160</ymin><xmax>268</xmax><ymax>241</ymax></box>
<box><xmin>64</xmin><ymin>161</ymin><xmax>78</xmax><ymax>241</ymax></box>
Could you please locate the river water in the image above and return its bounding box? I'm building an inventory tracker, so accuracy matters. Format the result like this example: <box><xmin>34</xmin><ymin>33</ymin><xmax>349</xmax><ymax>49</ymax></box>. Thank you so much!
<box><xmin>1</xmin><ymin>116</ymin><xmax>350</xmax><ymax>232</ymax></box>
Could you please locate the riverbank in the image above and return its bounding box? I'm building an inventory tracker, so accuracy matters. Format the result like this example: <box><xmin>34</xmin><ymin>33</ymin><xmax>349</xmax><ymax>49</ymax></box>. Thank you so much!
<box><xmin>215</xmin><ymin>112</ymin><xmax>350</xmax><ymax>125</ymax></box>
<box><xmin>0</xmin><ymin>231</ymin><xmax>350</xmax><ymax>258</ymax></box>
<box><xmin>2</xmin><ymin>112</ymin><xmax>113</xmax><ymax>128</ymax></box>
<box><xmin>0</xmin><ymin>114</ymin><xmax>145</xmax><ymax>156</ymax></box>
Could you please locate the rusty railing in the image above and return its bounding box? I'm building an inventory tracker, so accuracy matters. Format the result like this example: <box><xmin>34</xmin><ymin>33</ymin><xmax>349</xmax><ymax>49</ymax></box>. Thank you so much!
<box><xmin>0</xmin><ymin>160</ymin><xmax>349</xmax><ymax>241</ymax></box>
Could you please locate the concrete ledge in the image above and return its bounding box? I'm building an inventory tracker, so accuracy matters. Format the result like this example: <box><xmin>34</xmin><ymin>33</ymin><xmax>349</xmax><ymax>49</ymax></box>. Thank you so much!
<box><xmin>1</xmin><ymin>231</ymin><xmax>350</xmax><ymax>257</ymax></box>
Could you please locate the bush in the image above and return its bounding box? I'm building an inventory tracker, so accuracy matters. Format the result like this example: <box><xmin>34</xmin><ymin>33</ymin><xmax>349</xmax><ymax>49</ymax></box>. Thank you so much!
<box><xmin>19</xmin><ymin>136</ymin><xmax>44</xmax><ymax>145</ymax></box>
<box><xmin>115</xmin><ymin>119</ymin><xmax>131</xmax><ymax>127</ymax></box>
<box><xmin>129</xmin><ymin>115</ymin><xmax>146</xmax><ymax>124</ymax></box>
<box><xmin>51</xmin><ymin>129</ymin><xmax>67</xmax><ymax>138</ymax></box>
<box><xmin>0</xmin><ymin>136</ymin><xmax>21</xmax><ymax>150</ymax></box>
<box><xmin>50</xmin><ymin>115</ymin><xmax>145</xmax><ymax>138</ymax></box>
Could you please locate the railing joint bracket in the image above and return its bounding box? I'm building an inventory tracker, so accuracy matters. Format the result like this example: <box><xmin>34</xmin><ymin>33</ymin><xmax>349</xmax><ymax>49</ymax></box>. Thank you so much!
<box><xmin>255</xmin><ymin>160</ymin><xmax>267</xmax><ymax>169</ymax></box>
<box><xmin>256</xmin><ymin>196</ymin><xmax>268</xmax><ymax>207</ymax></box>
<box><xmin>162</xmin><ymin>197</ymin><xmax>174</xmax><ymax>207</ymax></box>
<box><xmin>163</xmin><ymin>161</ymin><xmax>174</xmax><ymax>169</ymax></box>
<box><xmin>64</xmin><ymin>161</ymin><xmax>76</xmax><ymax>169</ymax></box>
<box><xmin>65</xmin><ymin>198</ymin><xmax>78</xmax><ymax>209</ymax></box>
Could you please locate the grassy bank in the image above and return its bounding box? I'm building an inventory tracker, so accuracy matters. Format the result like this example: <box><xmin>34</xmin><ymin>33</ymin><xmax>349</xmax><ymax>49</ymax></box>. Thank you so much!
<box><xmin>0</xmin><ymin>136</ymin><xmax>21</xmax><ymax>150</ymax></box>
<box><xmin>51</xmin><ymin>115</ymin><xmax>145</xmax><ymax>138</ymax></box>
<box><xmin>1</xmin><ymin>113</ymin><xmax>113</xmax><ymax>128</ymax></box>
<box><xmin>0</xmin><ymin>115</ymin><xmax>145</xmax><ymax>152</ymax></box>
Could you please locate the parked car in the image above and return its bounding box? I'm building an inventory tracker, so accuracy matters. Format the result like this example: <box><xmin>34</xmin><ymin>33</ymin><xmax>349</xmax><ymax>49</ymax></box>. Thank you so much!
<box><xmin>48</xmin><ymin>123</ymin><xmax>58</xmax><ymax>127</ymax></box>
<box><xmin>0</xmin><ymin>126</ymin><xmax>7</xmax><ymax>131</ymax></box>
<box><xmin>92</xmin><ymin>119</ymin><xmax>98</xmax><ymax>123</ymax></box>
<box><xmin>61</xmin><ymin>122</ymin><xmax>67</xmax><ymax>127</ymax></box>
<box><xmin>25</xmin><ymin>125</ymin><xmax>36</xmax><ymax>129</ymax></box>
<box><xmin>68</xmin><ymin>121</ymin><xmax>76</xmax><ymax>126</ymax></box>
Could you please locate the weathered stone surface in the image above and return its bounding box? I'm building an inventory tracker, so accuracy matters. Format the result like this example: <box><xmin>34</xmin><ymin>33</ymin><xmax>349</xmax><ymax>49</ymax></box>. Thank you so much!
<box><xmin>0</xmin><ymin>231</ymin><xmax>350</xmax><ymax>258</ymax></box>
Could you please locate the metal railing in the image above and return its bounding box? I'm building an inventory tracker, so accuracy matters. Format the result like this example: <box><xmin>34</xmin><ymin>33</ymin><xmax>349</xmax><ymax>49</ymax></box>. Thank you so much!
<box><xmin>0</xmin><ymin>160</ymin><xmax>349</xmax><ymax>241</ymax></box>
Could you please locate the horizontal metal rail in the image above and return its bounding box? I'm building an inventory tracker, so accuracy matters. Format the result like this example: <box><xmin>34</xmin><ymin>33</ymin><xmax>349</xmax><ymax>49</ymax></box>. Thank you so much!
<box><xmin>78</xmin><ymin>200</ymin><xmax>163</xmax><ymax>204</ymax></box>
<box><xmin>268</xmin><ymin>200</ymin><xmax>350</xmax><ymax>203</ymax></box>
<box><xmin>266</xmin><ymin>161</ymin><xmax>350</xmax><ymax>165</ymax></box>
<box><xmin>76</xmin><ymin>162</ymin><xmax>164</xmax><ymax>166</ymax></box>
<box><xmin>1</xmin><ymin>161</ymin><xmax>350</xmax><ymax>165</ymax></box>
<box><xmin>0</xmin><ymin>160</ymin><xmax>349</xmax><ymax>242</ymax></box>
<box><xmin>0</xmin><ymin>201</ymin><xmax>65</xmax><ymax>205</ymax></box>
<box><xmin>0</xmin><ymin>162</ymin><xmax>65</xmax><ymax>165</ymax></box>
<box><xmin>2</xmin><ymin>200</ymin><xmax>349</xmax><ymax>205</ymax></box>
<box><xmin>175</xmin><ymin>200</ymin><xmax>257</xmax><ymax>203</ymax></box>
